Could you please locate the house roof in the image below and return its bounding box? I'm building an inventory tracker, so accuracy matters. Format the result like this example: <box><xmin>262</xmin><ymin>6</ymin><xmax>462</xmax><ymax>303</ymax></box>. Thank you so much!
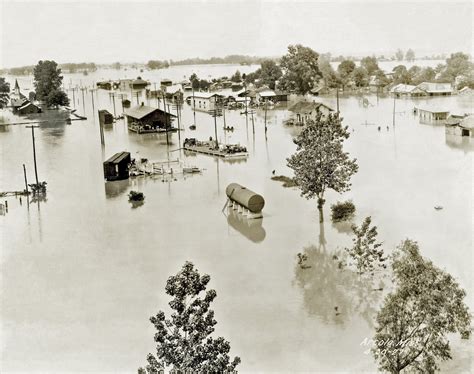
<box><xmin>105</xmin><ymin>152</ymin><xmax>130</xmax><ymax>164</ymax></box>
<box><xmin>132</xmin><ymin>78</ymin><xmax>148</xmax><ymax>85</ymax></box>
<box><xmin>390</xmin><ymin>84</ymin><xmax>419</xmax><ymax>93</ymax></box>
<box><xmin>258</xmin><ymin>90</ymin><xmax>276</xmax><ymax>97</ymax></box>
<box><xmin>417</xmin><ymin>82</ymin><xmax>452</xmax><ymax>93</ymax></box>
<box><xmin>416</xmin><ymin>106</ymin><xmax>450</xmax><ymax>114</ymax></box>
<box><xmin>459</xmin><ymin>115</ymin><xmax>474</xmax><ymax>129</ymax></box>
<box><xmin>189</xmin><ymin>92</ymin><xmax>223</xmax><ymax>99</ymax></box>
<box><xmin>125</xmin><ymin>105</ymin><xmax>176</xmax><ymax>119</ymax></box>
<box><xmin>18</xmin><ymin>102</ymin><xmax>39</xmax><ymax>111</ymax></box>
<box><xmin>289</xmin><ymin>101</ymin><xmax>334</xmax><ymax>113</ymax></box>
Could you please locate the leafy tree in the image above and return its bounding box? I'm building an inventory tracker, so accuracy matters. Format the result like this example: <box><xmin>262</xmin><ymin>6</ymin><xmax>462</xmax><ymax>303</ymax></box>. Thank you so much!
<box><xmin>337</xmin><ymin>60</ymin><xmax>356</xmax><ymax>90</ymax></box>
<box><xmin>287</xmin><ymin>112</ymin><xmax>358</xmax><ymax>222</ymax></box>
<box><xmin>0</xmin><ymin>77</ymin><xmax>10</xmax><ymax>108</ymax></box>
<box><xmin>190</xmin><ymin>73</ymin><xmax>200</xmax><ymax>90</ymax></box>
<box><xmin>352</xmin><ymin>67</ymin><xmax>368</xmax><ymax>87</ymax></box>
<box><xmin>139</xmin><ymin>262</ymin><xmax>241</xmax><ymax>372</ymax></box>
<box><xmin>318</xmin><ymin>58</ymin><xmax>339</xmax><ymax>89</ymax></box>
<box><xmin>278</xmin><ymin>44</ymin><xmax>322</xmax><ymax>94</ymax></box>
<box><xmin>33</xmin><ymin>60</ymin><xmax>69</xmax><ymax>107</ymax></box>
<box><xmin>392</xmin><ymin>65</ymin><xmax>411</xmax><ymax>85</ymax></box>
<box><xmin>395</xmin><ymin>49</ymin><xmax>404</xmax><ymax>61</ymax></box>
<box><xmin>372</xmin><ymin>240</ymin><xmax>471</xmax><ymax>373</ymax></box>
<box><xmin>146</xmin><ymin>60</ymin><xmax>169</xmax><ymax>70</ymax></box>
<box><xmin>258</xmin><ymin>60</ymin><xmax>282</xmax><ymax>89</ymax></box>
<box><xmin>412</xmin><ymin>67</ymin><xmax>436</xmax><ymax>85</ymax></box>
<box><xmin>345</xmin><ymin>217</ymin><xmax>385</xmax><ymax>275</ymax></box>
<box><xmin>230</xmin><ymin>70</ymin><xmax>242</xmax><ymax>82</ymax></box>
<box><xmin>360</xmin><ymin>56</ymin><xmax>380</xmax><ymax>76</ymax></box>
<box><xmin>440</xmin><ymin>52</ymin><xmax>473</xmax><ymax>82</ymax></box>
<box><xmin>405</xmin><ymin>48</ymin><xmax>415</xmax><ymax>62</ymax></box>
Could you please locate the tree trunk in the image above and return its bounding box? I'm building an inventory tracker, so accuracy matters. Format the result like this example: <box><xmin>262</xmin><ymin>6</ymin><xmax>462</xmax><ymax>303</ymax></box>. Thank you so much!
<box><xmin>317</xmin><ymin>197</ymin><xmax>325</xmax><ymax>223</ymax></box>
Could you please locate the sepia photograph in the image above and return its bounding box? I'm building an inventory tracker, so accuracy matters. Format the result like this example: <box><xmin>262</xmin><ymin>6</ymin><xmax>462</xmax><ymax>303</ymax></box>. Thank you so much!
<box><xmin>0</xmin><ymin>0</ymin><xmax>473</xmax><ymax>372</ymax></box>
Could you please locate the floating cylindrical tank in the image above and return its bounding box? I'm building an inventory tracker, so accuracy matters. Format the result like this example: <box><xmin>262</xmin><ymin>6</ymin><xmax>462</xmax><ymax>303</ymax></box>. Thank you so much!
<box><xmin>226</xmin><ymin>183</ymin><xmax>265</xmax><ymax>213</ymax></box>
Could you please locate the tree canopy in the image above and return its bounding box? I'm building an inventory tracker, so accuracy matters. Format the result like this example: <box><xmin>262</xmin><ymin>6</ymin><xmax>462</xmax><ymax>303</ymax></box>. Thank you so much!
<box><xmin>337</xmin><ymin>60</ymin><xmax>356</xmax><ymax>90</ymax></box>
<box><xmin>372</xmin><ymin>240</ymin><xmax>471</xmax><ymax>373</ymax></box>
<box><xmin>0</xmin><ymin>77</ymin><xmax>10</xmax><ymax>109</ymax></box>
<box><xmin>139</xmin><ymin>261</ymin><xmax>241</xmax><ymax>372</ymax></box>
<box><xmin>405</xmin><ymin>48</ymin><xmax>415</xmax><ymax>62</ymax></box>
<box><xmin>33</xmin><ymin>60</ymin><xmax>69</xmax><ymax>107</ymax></box>
<box><xmin>360</xmin><ymin>56</ymin><xmax>380</xmax><ymax>76</ymax></box>
<box><xmin>278</xmin><ymin>44</ymin><xmax>322</xmax><ymax>94</ymax></box>
<box><xmin>287</xmin><ymin>112</ymin><xmax>358</xmax><ymax>221</ymax></box>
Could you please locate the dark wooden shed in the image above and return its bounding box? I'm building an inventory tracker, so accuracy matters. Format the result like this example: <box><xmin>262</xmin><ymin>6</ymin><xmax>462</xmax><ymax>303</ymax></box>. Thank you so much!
<box><xmin>125</xmin><ymin>104</ymin><xmax>176</xmax><ymax>133</ymax></box>
<box><xmin>98</xmin><ymin>110</ymin><xmax>114</xmax><ymax>125</ymax></box>
<box><xmin>103</xmin><ymin>152</ymin><xmax>131</xmax><ymax>181</ymax></box>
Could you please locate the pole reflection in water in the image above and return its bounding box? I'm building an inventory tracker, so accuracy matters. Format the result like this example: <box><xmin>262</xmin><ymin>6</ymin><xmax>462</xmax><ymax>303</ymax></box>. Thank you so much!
<box><xmin>226</xmin><ymin>208</ymin><xmax>266</xmax><ymax>243</ymax></box>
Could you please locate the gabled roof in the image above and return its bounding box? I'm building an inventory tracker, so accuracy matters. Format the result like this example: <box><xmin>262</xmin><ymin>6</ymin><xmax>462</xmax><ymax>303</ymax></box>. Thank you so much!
<box><xmin>417</xmin><ymin>82</ymin><xmax>452</xmax><ymax>93</ymax></box>
<box><xmin>390</xmin><ymin>84</ymin><xmax>419</xmax><ymax>93</ymax></box>
<box><xmin>18</xmin><ymin>101</ymin><xmax>39</xmax><ymax>111</ymax></box>
<box><xmin>105</xmin><ymin>152</ymin><xmax>130</xmax><ymax>164</ymax></box>
<box><xmin>258</xmin><ymin>90</ymin><xmax>276</xmax><ymax>97</ymax></box>
<box><xmin>125</xmin><ymin>105</ymin><xmax>176</xmax><ymax>119</ymax></box>
<box><xmin>289</xmin><ymin>101</ymin><xmax>334</xmax><ymax>113</ymax></box>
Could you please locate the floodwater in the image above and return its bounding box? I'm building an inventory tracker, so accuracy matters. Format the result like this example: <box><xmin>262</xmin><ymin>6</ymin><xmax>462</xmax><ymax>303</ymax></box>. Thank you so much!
<box><xmin>1</xmin><ymin>67</ymin><xmax>472</xmax><ymax>373</ymax></box>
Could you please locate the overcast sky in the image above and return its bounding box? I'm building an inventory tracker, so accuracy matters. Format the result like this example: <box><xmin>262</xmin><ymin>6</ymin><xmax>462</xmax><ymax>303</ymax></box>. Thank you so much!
<box><xmin>0</xmin><ymin>0</ymin><xmax>472</xmax><ymax>68</ymax></box>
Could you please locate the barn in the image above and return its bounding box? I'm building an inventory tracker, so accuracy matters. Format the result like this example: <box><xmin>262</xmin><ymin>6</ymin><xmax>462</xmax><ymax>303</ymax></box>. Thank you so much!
<box><xmin>125</xmin><ymin>103</ymin><xmax>176</xmax><ymax>133</ymax></box>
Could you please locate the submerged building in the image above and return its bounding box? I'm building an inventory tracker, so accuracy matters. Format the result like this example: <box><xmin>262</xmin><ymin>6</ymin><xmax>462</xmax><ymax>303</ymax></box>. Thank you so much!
<box><xmin>125</xmin><ymin>103</ymin><xmax>176</xmax><ymax>133</ymax></box>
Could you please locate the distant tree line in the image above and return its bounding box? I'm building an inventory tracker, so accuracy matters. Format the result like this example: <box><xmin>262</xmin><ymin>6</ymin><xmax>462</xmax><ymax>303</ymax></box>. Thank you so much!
<box><xmin>146</xmin><ymin>60</ymin><xmax>170</xmax><ymax>70</ymax></box>
<box><xmin>170</xmin><ymin>54</ymin><xmax>272</xmax><ymax>66</ymax></box>
<box><xmin>60</xmin><ymin>62</ymin><xmax>97</xmax><ymax>73</ymax></box>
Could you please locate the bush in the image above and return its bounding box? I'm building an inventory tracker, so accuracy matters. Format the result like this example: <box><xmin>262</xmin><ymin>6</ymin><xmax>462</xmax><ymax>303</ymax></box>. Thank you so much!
<box><xmin>331</xmin><ymin>200</ymin><xmax>355</xmax><ymax>222</ymax></box>
<box><xmin>128</xmin><ymin>190</ymin><xmax>144</xmax><ymax>202</ymax></box>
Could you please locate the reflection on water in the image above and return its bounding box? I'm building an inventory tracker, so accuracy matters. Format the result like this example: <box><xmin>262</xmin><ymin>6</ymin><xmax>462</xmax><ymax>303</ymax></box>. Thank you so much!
<box><xmin>226</xmin><ymin>208</ymin><xmax>266</xmax><ymax>243</ymax></box>
<box><xmin>445</xmin><ymin>133</ymin><xmax>474</xmax><ymax>153</ymax></box>
<box><xmin>294</xmin><ymin>222</ymin><xmax>384</xmax><ymax>328</ymax></box>
<box><xmin>104</xmin><ymin>179</ymin><xmax>130</xmax><ymax>198</ymax></box>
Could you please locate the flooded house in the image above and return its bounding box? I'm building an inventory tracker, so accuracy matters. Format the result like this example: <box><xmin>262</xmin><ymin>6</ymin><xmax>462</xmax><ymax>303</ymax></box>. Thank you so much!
<box><xmin>97</xmin><ymin>81</ymin><xmax>113</xmax><ymax>90</ymax></box>
<box><xmin>17</xmin><ymin>101</ymin><xmax>41</xmax><ymax>115</ymax></box>
<box><xmin>288</xmin><ymin>101</ymin><xmax>334</xmax><ymax>124</ymax></box>
<box><xmin>119</xmin><ymin>77</ymin><xmax>149</xmax><ymax>91</ymax></box>
<box><xmin>417</xmin><ymin>82</ymin><xmax>453</xmax><ymax>96</ymax></box>
<box><xmin>445</xmin><ymin>115</ymin><xmax>474</xmax><ymax>137</ymax></box>
<box><xmin>390</xmin><ymin>84</ymin><xmax>427</xmax><ymax>98</ymax></box>
<box><xmin>417</xmin><ymin>107</ymin><xmax>450</xmax><ymax>123</ymax></box>
<box><xmin>103</xmin><ymin>152</ymin><xmax>131</xmax><ymax>181</ymax></box>
<box><xmin>160</xmin><ymin>79</ymin><xmax>173</xmax><ymax>87</ymax></box>
<box><xmin>125</xmin><ymin>103</ymin><xmax>176</xmax><ymax>133</ymax></box>
<box><xmin>161</xmin><ymin>84</ymin><xmax>183</xmax><ymax>102</ymax></box>
<box><xmin>188</xmin><ymin>92</ymin><xmax>224</xmax><ymax>112</ymax></box>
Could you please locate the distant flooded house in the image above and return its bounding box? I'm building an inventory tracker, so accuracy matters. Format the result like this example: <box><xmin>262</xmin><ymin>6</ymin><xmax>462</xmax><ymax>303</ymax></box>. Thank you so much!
<box><xmin>97</xmin><ymin>81</ymin><xmax>112</xmax><ymax>90</ymax></box>
<box><xmin>188</xmin><ymin>92</ymin><xmax>224</xmax><ymax>112</ymax></box>
<box><xmin>445</xmin><ymin>115</ymin><xmax>474</xmax><ymax>137</ymax></box>
<box><xmin>390</xmin><ymin>84</ymin><xmax>426</xmax><ymax>98</ymax></box>
<box><xmin>416</xmin><ymin>107</ymin><xmax>450</xmax><ymax>123</ymax></box>
<box><xmin>160</xmin><ymin>79</ymin><xmax>173</xmax><ymax>87</ymax></box>
<box><xmin>119</xmin><ymin>77</ymin><xmax>149</xmax><ymax>91</ymax></box>
<box><xmin>417</xmin><ymin>82</ymin><xmax>452</xmax><ymax>96</ymax></box>
<box><xmin>10</xmin><ymin>79</ymin><xmax>41</xmax><ymax>114</ymax></box>
<box><xmin>125</xmin><ymin>103</ymin><xmax>176</xmax><ymax>133</ymax></box>
<box><xmin>161</xmin><ymin>84</ymin><xmax>184</xmax><ymax>102</ymax></box>
<box><xmin>288</xmin><ymin>101</ymin><xmax>334</xmax><ymax>124</ymax></box>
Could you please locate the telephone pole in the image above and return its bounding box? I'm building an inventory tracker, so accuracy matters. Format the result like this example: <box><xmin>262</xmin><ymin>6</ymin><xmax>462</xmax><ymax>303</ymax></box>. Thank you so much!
<box><xmin>25</xmin><ymin>125</ymin><xmax>40</xmax><ymax>185</ymax></box>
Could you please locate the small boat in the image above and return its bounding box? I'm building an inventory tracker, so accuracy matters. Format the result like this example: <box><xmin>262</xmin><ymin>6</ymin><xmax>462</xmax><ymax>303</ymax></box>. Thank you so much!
<box><xmin>434</xmin><ymin>206</ymin><xmax>443</xmax><ymax>210</ymax></box>
<box><xmin>189</xmin><ymin>125</ymin><xmax>196</xmax><ymax>130</ymax></box>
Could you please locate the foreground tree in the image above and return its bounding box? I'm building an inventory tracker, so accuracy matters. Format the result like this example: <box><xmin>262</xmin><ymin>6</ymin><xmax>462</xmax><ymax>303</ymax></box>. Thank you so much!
<box><xmin>278</xmin><ymin>44</ymin><xmax>322</xmax><ymax>94</ymax></box>
<box><xmin>345</xmin><ymin>216</ymin><xmax>385</xmax><ymax>275</ymax></box>
<box><xmin>0</xmin><ymin>77</ymin><xmax>10</xmax><ymax>108</ymax></box>
<box><xmin>33</xmin><ymin>60</ymin><xmax>69</xmax><ymax>107</ymax></box>
<box><xmin>372</xmin><ymin>240</ymin><xmax>471</xmax><ymax>373</ymax></box>
<box><xmin>139</xmin><ymin>261</ymin><xmax>241</xmax><ymax>372</ymax></box>
<box><xmin>287</xmin><ymin>113</ymin><xmax>358</xmax><ymax>222</ymax></box>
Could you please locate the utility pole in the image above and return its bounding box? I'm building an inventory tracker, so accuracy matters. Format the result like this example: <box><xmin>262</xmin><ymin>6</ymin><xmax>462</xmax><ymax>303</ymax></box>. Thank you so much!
<box><xmin>211</xmin><ymin>108</ymin><xmax>219</xmax><ymax>148</ymax></box>
<box><xmin>392</xmin><ymin>95</ymin><xmax>396</xmax><ymax>127</ymax></box>
<box><xmin>192</xmin><ymin>85</ymin><xmax>196</xmax><ymax>128</ymax></box>
<box><xmin>264</xmin><ymin>100</ymin><xmax>268</xmax><ymax>133</ymax></box>
<box><xmin>23</xmin><ymin>164</ymin><xmax>29</xmax><ymax>194</ymax></box>
<box><xmin>175</xmin><ymin>100</ymin><xmax>181</xmax><ymax>144</ymax></box>
<box><xmin>162</xmin><ymin>91</ymin><xmax>169</xmax><ymax>146</ymax></box>
<box><xmin>336</xmin><ymin>87</ymin><xmax>340</xmax><ymax>113</ymax></box>
<box><xmin>25</xmin><ymin>125</ymin><xmax>40</xmax><ymax>185</ymax></box>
